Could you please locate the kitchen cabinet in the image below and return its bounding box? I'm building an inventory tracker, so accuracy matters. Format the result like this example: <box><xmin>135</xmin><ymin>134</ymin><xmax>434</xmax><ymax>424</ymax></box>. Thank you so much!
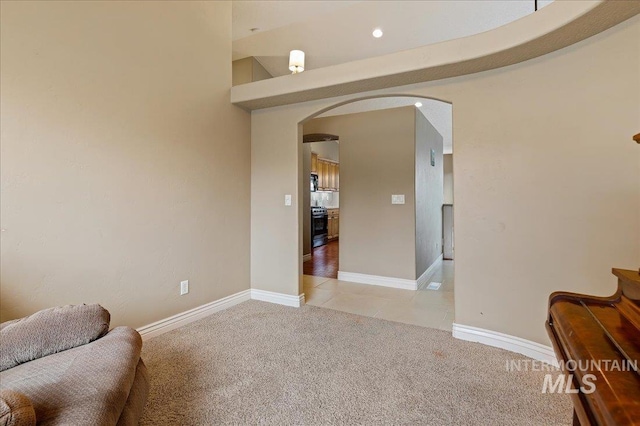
<box><xmin>311</xmin><ymin>152</ymin><xmax>318</xmax><ymax>174</ymax></box>
<box><xmin>327</xmin><ymin>208</ymin><xmax>339</xmax><ymax>240</ymax></box>
<box><xmin>323</xmin><ymin>162</ymin><xmax>330</xmax><ymax>190</ymax></box>
<box><xmin>316</xmin><ymin>159</ymin><xmax>322</xmax><ymax>188</ymax></box>
<box><xmin>315</xmin><ymin>157</ymin><xmax>340</xmax><ymax>192</ymax></box>
<box><xmin>317</xmin><ymin>159</ymin><xmax>325</xmax><ymax>190</ymax></box>
<box><xmin>322</xmin><ymin>161</ymin><xmax>329</xmax><ymax>190</ymax></box>
<box><xmin>329</xmin><ymin>163</ymin><xmax>337</xmax><ymax>191</ymax></box>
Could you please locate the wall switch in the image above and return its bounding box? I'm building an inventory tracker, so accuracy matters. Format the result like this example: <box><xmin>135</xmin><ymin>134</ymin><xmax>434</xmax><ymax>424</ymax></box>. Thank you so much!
<box><xmin>284</xmin><ymin>194</ymin><xmax>292</xmax><ymax>206</ymax></box>
<box><xmin>391</xmin><ymin>195</ymin><xmax>405</xmax><ymax>205</ymax></box>
<box><xmin>180</xmin><ymin>280</ymin><xmax>189</xmax><ymax>295</ymax></box>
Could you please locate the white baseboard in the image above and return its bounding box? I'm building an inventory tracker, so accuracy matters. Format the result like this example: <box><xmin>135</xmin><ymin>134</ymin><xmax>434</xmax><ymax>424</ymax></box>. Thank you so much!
<box><xmin>416</xmin><ymin>254</ymin><xmax>443</xmax><ymax>288</ymax></box>
<box><xmin>251</xmin><ymin>289</ymin><xmax>305</xmax><ymax>307</ymax></box>
<box><xmin>137</xmin><ymin>288</ymin><xmax>307</xmax><ymax>340</ymax></box>
<box><xmin>337</xmin><ymin>271</ymin><xmax>417</xmax><ymax>290</ymax></box>
<box><xmin>137</xmin><ymin>289</ymin><xmax>251</xmax><ymax>341</ymax></box>
<box><xmin>452</xmin><ymin>323</ymin><xmax>558</xmax><ymax>366</ymax></box>
<box><xmin>302</xmin><ymin>253</ymin><xmax>312</xmax><ymax>262</ymax></box>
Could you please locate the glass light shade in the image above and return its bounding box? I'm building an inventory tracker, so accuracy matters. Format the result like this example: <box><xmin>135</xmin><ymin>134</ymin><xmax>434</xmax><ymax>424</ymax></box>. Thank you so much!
<box><xmin>289</xmin><ymin>50</ymin><xmax>305</xmax><ymax>74</ymax></box>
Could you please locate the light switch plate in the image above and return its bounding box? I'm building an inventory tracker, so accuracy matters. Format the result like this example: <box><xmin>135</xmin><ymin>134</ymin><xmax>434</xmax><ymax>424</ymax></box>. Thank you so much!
<box><xmin>391</xmin><ymin>195</ymin><xmax>405</xmax><ymax>205</ymax></box>
<box><xmin>284</xmin><ymin>194</ymin><xmax>292</xmax><ymax>206</ymax></box>
<box><xmin>180</xmin><ymin>280</ymin><xmax>189</xmax><ymax>295</ymax></box>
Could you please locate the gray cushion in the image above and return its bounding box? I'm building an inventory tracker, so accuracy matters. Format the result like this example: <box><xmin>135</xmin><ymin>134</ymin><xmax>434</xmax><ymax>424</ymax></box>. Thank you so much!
<box><xmin>0</xmin><ymin>304</ymin><xmax>110</xmax><ymax>372</ymax></box>
<box><xmin>0</xmin><ymin>327</ymin><xmax>142</xmax><ymax>426</ymax></box>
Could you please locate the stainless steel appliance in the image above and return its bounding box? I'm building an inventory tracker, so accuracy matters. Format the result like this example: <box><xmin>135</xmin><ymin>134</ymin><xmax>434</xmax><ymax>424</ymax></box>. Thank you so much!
<box><xmin>311</xmin><ymin>206</ymin><xmax>328</xmax><ymax>248</ymax></box>
<box><xmin>310</xmin><ymin>174</ymin><xmax>318</xmax><ymax>192</ymax></box>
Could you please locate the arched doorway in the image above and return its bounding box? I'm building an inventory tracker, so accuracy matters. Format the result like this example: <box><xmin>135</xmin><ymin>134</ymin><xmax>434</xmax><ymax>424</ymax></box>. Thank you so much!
<box><xmin>298</xmin><ymin>95</ymin><xmax>455</xmax><ymax>331</ymax></box>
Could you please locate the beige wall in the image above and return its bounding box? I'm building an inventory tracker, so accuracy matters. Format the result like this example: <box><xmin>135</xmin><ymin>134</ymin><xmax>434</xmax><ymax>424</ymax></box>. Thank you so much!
<box><xmin>250</xmin><ymin>16</ymin><xmax>640</xmax><ymax>344</ymax></box>
<box><xmin>309</xmin><ymin>141</ymin><xmax>339</xmax><ymax>162</ymax></box>
<box><xmin>444</xmin><ymin>154</ymin><xmax>454</xmax><ymax>205</ymax></box>
<box><xmin>251</xmin><ymin>113</ymin><xmax>301</xmax><ymax>295</ymax></box>
<box><xmin>302</xmin><ymin>144</ymin><xmax>312</xmax><ymax>256</ymax></box>
<box><xmin>232</xmin><ymin>57</ymin><xmax>254</xmax><ymax>87</ymax></box>
<box><xmin>0</xmin><ymin>1</ymin><xmax>251</xmax><ymax>327</ymax></box>
<box><xmin>415</xmin><ymin>111</ymin><xmax>444</xmax><ymax>277</ymax></box>
<box><xmin>252</xmin><ymin>58</ymin><xmax>273</xmax><ymax>83</ymax></box>
<box><xmin>304</xmin><ymin>108</ymin><xmax>417</xmax><ymax>280</ymax></box>
<box><xmin>232</xmin><ymin>57</ymin><xmax>272</xmax><ymax>86</ymax></box>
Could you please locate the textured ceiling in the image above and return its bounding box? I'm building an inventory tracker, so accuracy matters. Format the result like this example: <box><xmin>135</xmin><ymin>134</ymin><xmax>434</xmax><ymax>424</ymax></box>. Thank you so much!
<box><xmin>318</xmin><ymin>97</ymin><xmax>453</xmax><ymax>154</ymax></box>
<box><xmin>233</xmin><ymin>1</ymin><xmax>555</xmax><ymax>77</ymax></box>
<box><xmin>231</xmin><ymin>1</ymin><xmax>640</xmax><ymax>111</ymax></box>
<box><xmin>231</xmin><ymin>1</ymin><xmax>360</xmax><ymax>41</ymax></box>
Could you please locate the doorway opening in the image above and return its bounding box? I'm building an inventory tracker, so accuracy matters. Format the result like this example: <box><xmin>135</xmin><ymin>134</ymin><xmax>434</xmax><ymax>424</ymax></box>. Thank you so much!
<box><xmin>303</xmin><ymin>132</ymin><xmax>340</xmax><ymax>279</ymax></box>
<box><xmin>299</xmin><ymin>96</ymin><xmax>455</xmax><ymax>331</ymax></box>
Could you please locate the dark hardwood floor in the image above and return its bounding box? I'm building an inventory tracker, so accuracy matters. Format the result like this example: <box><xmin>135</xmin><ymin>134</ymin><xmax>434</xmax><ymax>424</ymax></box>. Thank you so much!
<box><xmin>303</xmin><ymin>239</ymin><xmax>339</xmax><ymax>278</ymax></box>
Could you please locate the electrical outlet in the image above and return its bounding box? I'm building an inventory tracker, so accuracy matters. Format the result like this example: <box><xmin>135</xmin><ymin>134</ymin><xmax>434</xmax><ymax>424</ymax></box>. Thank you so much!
<box><xmin>284</xmin><ymin>194</ymin><xmax>292</xmax><ymax>206</ymax></box>
<box><xmin>391</xmin><ymin>194</ymin><xmax>405</xmax><ymax>205</ymax></box>
<box><xmin>427</xmin><ymin>282</ymin><xmax>442</xmax><ymax>290</ymax></box>
<box><xmin>180</xmin><ymin>280</ymin><xmax>189</xmax><ymax>295</ymax></box>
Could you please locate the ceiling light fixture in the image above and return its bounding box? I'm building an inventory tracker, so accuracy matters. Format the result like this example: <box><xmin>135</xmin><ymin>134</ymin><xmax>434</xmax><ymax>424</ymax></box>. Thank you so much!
<box><xmin>289</xmin><ymin>50</ymin><xmax>305</xmax><ymax>74</ymax></box>
<box><xmin>415</xmin><ymin>101</ymin><xmax>423</xmax><ymax>107</ymax></box>
<box><xmin>372</xmin><ymin>28</ymin><xmax>383</xmax><ymax>38</ymax></box>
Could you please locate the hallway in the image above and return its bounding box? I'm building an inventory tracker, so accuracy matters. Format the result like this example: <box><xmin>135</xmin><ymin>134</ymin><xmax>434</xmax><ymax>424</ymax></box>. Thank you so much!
<box><xmin>303</xmin><ymin>240</ymin><xmax>339</xmax><ymax>279</ymax></box>
<box><xmin>304</xmin><ymin>260</ymin><xmax>454</xmax><ymax>331</ymax></box>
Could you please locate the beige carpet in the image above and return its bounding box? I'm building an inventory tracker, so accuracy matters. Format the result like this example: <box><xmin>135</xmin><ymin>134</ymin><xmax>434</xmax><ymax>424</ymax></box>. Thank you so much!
<box><xmin>139</xmin><ymin>300</ymin><xmax>572</xmax><ymax>425</ymax></box>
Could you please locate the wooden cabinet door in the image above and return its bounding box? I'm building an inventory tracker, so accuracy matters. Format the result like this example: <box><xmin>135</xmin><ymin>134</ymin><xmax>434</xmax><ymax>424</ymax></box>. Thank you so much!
<box><xmin>317</xmin><ymin>159</ymin><xmax>324</xmax><ymax>189</ymax></box>
<box><xmin>322</xmin><ymin>161</ymin><xmax>329</xmax><ymax>190</ymax></box>
<box><xmin>314</xmin><ymin>157</ymin><xmax>339</xmax><ymax>192</ymax></box>
<box><xmin>327</xmin><ymin>209</ymin><xmax>339</xmax><ymax>239</ymax></box>
<box><xmin>327</xmin><ymin>216</ymin><xmax>334</xmax><ymax>238</ymax></box>
<box><xmin>329</xmin><ymin>163</ymin><xmax>336</xmax><ymax>190</ymax></box>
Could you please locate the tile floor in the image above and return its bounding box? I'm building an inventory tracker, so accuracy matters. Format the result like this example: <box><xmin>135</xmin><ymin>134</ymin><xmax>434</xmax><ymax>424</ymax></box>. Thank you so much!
<box><xmin>304</xmin><ymin>260</ymin><xmax>454</xmax><ymax>331</ymax></box>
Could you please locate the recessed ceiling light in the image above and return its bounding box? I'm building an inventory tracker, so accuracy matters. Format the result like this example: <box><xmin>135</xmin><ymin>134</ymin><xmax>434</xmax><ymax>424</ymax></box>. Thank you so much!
<box><xmin>415</xmin><ymin>101</ymin><xmax>423</xmax><ymax>107</ymax></box>
<box><xmin>372</xmin><ymin>28</ymin><xmax>383</xmax><ymax>38</ymax></box>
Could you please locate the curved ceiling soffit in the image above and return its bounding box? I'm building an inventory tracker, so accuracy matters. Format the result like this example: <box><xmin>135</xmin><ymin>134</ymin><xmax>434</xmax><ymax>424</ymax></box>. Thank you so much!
<box><xmin>299</xmin><ymin>94</ymin><xmax>451</xmax><ymax>125</ymax></box>
<box><xmin>231</xmin><ymin>1</ymin><xmax>640</xmax><ymax>111</ymax></box>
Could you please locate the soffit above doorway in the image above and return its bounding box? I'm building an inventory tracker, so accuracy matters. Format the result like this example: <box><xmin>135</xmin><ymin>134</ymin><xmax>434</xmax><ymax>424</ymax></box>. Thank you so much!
<box><xmin>231</xmin><ymin>1</ymin><xmax>640</xmax><ymax>111</ymax></box>
<box><xmin>303</xmin><ymin>133</ymin><xmax>340</xmax><ymax>143</ymax></box>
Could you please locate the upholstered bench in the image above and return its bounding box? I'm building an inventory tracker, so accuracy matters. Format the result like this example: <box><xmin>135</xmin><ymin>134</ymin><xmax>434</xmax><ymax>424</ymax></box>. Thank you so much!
<box><xmin>0</xmin><ymin>304</ymin><xmax>148</xmax><ymax>425</ymax></box>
